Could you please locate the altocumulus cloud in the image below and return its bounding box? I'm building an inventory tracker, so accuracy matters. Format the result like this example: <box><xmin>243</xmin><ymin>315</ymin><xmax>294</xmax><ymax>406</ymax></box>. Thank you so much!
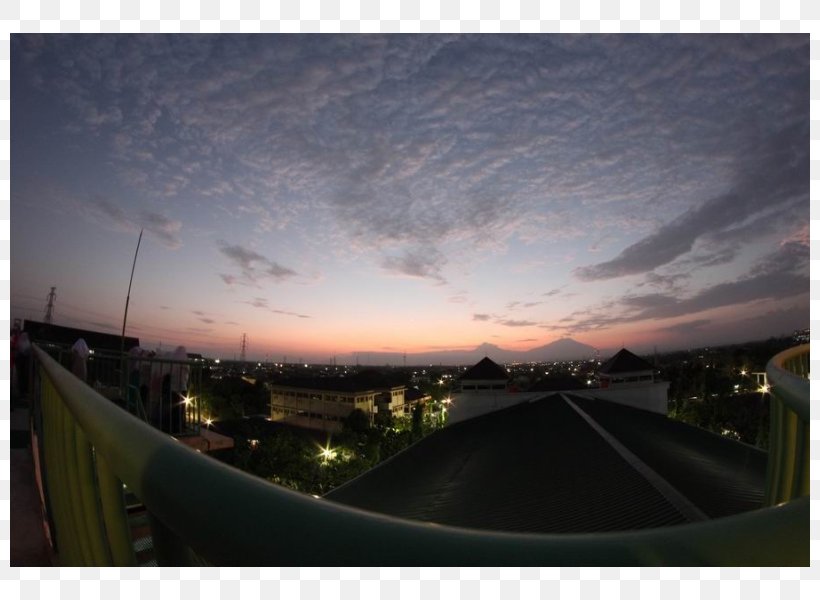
<box><xmin>218</xmin><ymin>242</ymin><xmax>298</xmax><ymax>285</ymax></box>
<box><xmin>84</xmin><ymin>197</ymin><xmax>182</xmax><ymax>249</ymax></box>
<box><xmin>14</xmin><ymin>35</ymin><xmax>809</xmax><ymax>294</ymax></box>
<box><xmin>381</xmin><ymin>248</ymin><xmax>446</xmax><ymax>284</ymax></box>
<box><xmin>241</xmin><ymin>297</ymin><xmax>310</xmax><ymax>319</ymax></box>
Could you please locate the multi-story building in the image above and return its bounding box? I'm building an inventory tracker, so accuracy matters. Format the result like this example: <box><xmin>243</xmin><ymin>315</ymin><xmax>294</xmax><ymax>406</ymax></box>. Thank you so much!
<box><xmin>269</xmin><ymin>372</ymin><xmax>414</xmax><ymax>432</ymax></box>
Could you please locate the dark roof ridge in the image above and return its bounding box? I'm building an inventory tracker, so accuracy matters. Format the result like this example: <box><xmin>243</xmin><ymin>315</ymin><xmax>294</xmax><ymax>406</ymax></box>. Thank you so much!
<box><xmin>599</xmin><ymin>348</ymin><xmax>654</xmax><ymax>374</ymax></box>
<box><xmin>459</xmin><ymin>356</ymin><xmax>509</xmax><ymax>381</ymax></box>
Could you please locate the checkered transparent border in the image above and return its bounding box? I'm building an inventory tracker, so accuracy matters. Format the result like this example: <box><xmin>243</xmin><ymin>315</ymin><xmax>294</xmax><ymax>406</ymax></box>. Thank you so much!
<box><xmin>0</xmin><ymin>0</ymin><xmax>818</xmax><ymax>598</ymax></box>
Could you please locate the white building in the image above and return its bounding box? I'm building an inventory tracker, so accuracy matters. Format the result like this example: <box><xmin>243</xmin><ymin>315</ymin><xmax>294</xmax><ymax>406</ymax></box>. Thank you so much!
<box><xmin>270</xmin><ymin>375</ymin><xmax>413</xmax><ymax>432</ymax></box>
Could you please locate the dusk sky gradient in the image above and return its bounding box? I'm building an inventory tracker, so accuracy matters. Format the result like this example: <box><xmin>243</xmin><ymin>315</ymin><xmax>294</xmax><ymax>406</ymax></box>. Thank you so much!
<box><xmin>11</xmin><ymin>34</ymin><xmax>809</xmax><ymax>361</ymax></box>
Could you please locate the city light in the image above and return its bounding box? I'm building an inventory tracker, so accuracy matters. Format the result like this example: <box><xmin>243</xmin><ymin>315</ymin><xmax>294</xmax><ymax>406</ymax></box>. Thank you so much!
<box><xmin>318</xmin><ymin>444</ymin><xmax>337</xmax><ymax>463</ymax></box>
<box><xmin>758</xmin><ymin>384</ymin><xmax>771</xmax><ymax>394</ymax></box>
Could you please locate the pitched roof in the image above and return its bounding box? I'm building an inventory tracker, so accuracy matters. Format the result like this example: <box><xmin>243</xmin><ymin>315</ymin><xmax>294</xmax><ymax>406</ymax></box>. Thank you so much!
<box><xmin>599</xmin><ymin>348</ymin><xmax>655</xmax><ymax>375</ymax></box>
<box><xmin>325</xmin><ymin>394</ymin><xmax>766</xmax><ymax>533</ymax></box>
<box><xmin>459</xmin><ymin>356</ymin><xmax>508</xmax><ymax>381</ymax></box>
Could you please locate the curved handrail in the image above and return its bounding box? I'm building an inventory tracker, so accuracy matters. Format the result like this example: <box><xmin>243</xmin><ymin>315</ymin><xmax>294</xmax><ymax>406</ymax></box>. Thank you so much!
<box><xmin>34</xmin><ymin>345</ymin><xmax>808</xmax><ymax>566</ymax></box>
<box><xmin>766</xmin><ymin>344</ymin><xmax>810</xmax><ymax>422</ymax></box>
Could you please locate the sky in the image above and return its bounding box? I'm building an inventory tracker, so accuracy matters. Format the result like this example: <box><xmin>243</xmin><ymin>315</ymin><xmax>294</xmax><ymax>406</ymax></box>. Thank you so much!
<box><xmin>10</xmin><ymin>34</ymin><xmax>809</xmax><ymax>362</ymax></box>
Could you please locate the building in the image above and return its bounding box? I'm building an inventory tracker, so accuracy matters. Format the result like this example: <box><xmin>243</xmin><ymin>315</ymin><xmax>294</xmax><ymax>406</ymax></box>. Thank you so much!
<box><xmin>457</xmin><ymin>356</ymin><xmax>509</xmax><ymax>392</ymax></box>
<box><xmin>595</xmin><ymin>348</ymin><xmax>669</xmax><ymax>414</ymax></box>
<box><xmin>269</xmin><ymin>371</ymin><xmax>417</xmax><ymax>432</ymax></box>
<box><xmin>598</xmin><ymin>348</ymin><xmax>655</xmax><ymax>387</ymax></box>
<box><xmin>449</xmin><ymin>349</ymin><xmax>669</xmax><ymax>424</ymax></box>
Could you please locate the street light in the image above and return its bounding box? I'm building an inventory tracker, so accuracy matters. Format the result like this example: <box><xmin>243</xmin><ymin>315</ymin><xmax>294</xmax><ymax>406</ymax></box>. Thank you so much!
<box><xmin>318</xmin><ymin>444</ymin><xmax>336</xmax><ymax>464</ymax></box>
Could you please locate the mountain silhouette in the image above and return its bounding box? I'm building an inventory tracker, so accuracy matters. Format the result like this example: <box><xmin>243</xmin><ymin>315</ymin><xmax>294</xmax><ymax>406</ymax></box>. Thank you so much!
<box><xmin>344</xmin><ymin>338</ymin><xmax>597</xmax><ymax>366</ymax></box>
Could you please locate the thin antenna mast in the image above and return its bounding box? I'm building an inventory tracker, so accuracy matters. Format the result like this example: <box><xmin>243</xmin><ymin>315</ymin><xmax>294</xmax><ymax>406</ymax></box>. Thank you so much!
<box><xmin>120</xmin><ymin>229</ymin><xmax>144</xmax><ymax>357</ymax></box>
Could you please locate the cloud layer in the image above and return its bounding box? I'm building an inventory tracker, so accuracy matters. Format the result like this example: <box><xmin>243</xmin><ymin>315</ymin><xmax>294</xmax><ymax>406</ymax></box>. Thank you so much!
<box><xmin>11</xmin><ymin>35</ymin><xmax>809</xmax><ymax>352</ymax></box>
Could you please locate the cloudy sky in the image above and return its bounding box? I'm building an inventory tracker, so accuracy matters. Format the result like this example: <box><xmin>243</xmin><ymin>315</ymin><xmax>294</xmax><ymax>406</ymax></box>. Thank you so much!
<box><xmin>11</xmin><ymin>35</ymin><xmax>809</xmax><ymax>360</ymax></box>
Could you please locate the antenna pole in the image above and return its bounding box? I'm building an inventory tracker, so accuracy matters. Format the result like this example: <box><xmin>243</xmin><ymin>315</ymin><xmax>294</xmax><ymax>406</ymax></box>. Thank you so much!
<box><xmin>120</xmin><ymin>229</ymin><xmax>144</xmax><ymax>359</ymax></box>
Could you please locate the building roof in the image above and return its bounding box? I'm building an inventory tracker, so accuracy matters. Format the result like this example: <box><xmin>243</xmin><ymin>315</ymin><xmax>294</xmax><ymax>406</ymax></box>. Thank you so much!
<box><xmin>404</xmin><ymin>387</ymin><xmax>429</xmax><ymax>402</ymax></box>
<box><xmin>527</xmin><ymin>374</ymin><xmax>587</xmax><ymax>392</ymax></box>
<box><xmin>23</xmin><ymin>319</ymin><xmax>140</xmax><ymax>353</ymax></box>
<box><xmin>566</xmin><ymin>395</ymin><xmax>766</xmax><ymax>519</ymax></box>
<box><xmin>325</xmin><ymin>393</ymin><xmax>766</xmax><ymax>534</ymax></box>
<box><xmin>459</xmin><ymin>356</ymin><xmax>509</xmax><ymax>381</ymax></box>
<box><xmin>272</xmin><ymin>370</ymin><xmax>404</xmax><ymax>394</ymax></box>
<box><xmin>599</xmin><ymin>348</ymin><xmax>655</xmax><ymax>375</ymax></box>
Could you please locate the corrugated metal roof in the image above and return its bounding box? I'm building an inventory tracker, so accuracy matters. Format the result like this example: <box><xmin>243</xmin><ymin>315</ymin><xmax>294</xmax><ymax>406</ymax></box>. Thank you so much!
<box><xmin>326</xmin><ymin>395</ymin><xmax>691</xmax><ymax>533</ymax></box>
<box><xmin>326</xmin><ymin>393</ymin><xmax>768</xmax><ymax>534</ymax></box>
<box><xmin>566</xmin><ymin>395</ymin><xmax>766</xmax><ymax>518</ymax></box>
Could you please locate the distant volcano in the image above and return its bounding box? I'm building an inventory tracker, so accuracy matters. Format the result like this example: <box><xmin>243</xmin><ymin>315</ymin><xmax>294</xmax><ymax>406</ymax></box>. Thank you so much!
<box><xmin>345</xmin><ymin>338</ymin><xmax>598</xmax><ymax>366</ymax></box>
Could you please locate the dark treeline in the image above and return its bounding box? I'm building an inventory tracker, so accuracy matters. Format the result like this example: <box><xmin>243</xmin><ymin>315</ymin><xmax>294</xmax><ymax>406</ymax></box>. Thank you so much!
<box><xmin>657</xmin><ymin>336</ymin><xmax>798</xmax><ymax>449</ymax></box>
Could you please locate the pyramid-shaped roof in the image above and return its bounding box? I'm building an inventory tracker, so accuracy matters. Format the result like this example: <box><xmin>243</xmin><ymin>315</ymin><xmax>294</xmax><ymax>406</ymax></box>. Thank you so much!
<box><xmin>599</xmin><ymin>348</ymin><xmax>654</xmax><ymax>375</ymax></box>
<box><xmin>460</xmin><ymin>356</ymin><xmax>509</xmax><ymax>381</ymax></box>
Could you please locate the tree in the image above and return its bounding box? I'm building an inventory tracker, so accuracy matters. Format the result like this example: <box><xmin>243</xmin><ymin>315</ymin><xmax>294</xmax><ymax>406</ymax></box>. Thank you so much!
<box><xmin>343</xmin><ymin>408</ymin><xmax>370</xmax><ymax>434</ymax></box>
<box><xmin>374</xmin><ymin>408</ymin><xmax>394</xmax><ymax>429</ymax></box>
<box><xmin>200</xmin><ymin>376</ymin><xmax>269</xmax><ymax>421</ymax></box>
<box><xmin>411</xmin><ymin>403</ymin><xmax>424</xmax><ymax>441</ymax></box>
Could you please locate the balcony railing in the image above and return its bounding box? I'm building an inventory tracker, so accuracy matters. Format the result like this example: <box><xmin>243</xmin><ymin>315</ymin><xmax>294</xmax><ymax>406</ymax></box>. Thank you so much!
<box><xmin>34</xmin><ymin>342</ymin><xmax>202</xmax><ymax>437</ymax></box>
<box><xmin>28</xmin><ymin>343</ymin><xmax>809</xmax><ymax>566</ymax></box>
<box><xmin>764</xmin><ymin>344</ymin><xmax>810</xmax><ymax>506</ymax></box>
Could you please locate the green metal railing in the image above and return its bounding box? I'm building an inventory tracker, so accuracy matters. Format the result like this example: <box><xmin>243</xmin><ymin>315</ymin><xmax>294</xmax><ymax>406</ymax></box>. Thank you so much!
<box><xmin>31</xmin><ymin>343</ymin><xmax>809</xmax><ymax>566</ymax></box>
<box><xmin>35</xmin><ymin>342</ymin><xmax>201</xmax><ymax>436</ymax></box>
<box><xmin>764</xmin><ymin>344</ymin><xmax>810</xmax><ymax>506</ymax></box>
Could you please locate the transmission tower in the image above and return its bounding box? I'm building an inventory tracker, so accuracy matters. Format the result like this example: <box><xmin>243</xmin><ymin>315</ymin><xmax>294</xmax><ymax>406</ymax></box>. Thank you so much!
<box><xmin>240</xmin><ymin>333</ymin><xmax>247</xmax><ymax>362</ymax></box>
<box><xmin>44</xmin><ymin>287</ymin><xmax>57</xmax><ymax>324</ymax></box>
